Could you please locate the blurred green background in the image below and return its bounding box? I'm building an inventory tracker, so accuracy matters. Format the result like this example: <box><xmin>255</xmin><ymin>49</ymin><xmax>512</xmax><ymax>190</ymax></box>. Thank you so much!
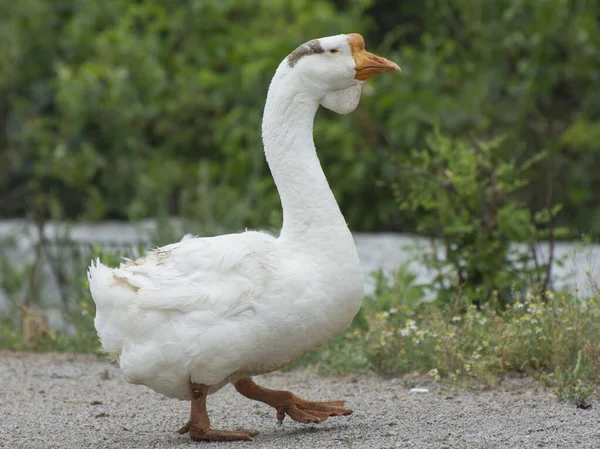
<box><xmin>1</xmin><ymin>0</ymin><xmax>599</xmax><ymax>236</ymax></box>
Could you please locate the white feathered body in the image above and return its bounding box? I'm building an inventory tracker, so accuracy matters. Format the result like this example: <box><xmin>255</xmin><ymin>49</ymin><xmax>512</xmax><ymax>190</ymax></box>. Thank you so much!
<box><xmin>89</xmin><ymin>229</ymin><xmax>363</xmax><ymax>400</ymax></box>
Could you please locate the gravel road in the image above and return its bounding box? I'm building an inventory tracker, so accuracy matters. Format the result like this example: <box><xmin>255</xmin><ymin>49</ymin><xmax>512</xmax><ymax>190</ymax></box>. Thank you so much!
<box><xmin>1</xmin><ymin>352</ymin><xmax>598</xmax><ymax>449</ymax></box>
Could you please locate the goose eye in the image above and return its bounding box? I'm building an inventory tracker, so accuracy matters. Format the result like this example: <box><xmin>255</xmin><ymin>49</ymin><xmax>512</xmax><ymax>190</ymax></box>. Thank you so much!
<box><xmin>329</xmin><ymin>49</ymin><xmax>339</xmax><ymax>54</ymax></box>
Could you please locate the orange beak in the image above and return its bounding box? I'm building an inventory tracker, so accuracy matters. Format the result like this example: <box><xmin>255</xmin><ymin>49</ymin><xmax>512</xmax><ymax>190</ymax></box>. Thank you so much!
<box><xmin>348</xmin><ymin>33</ymin><xmax>401</xmax><ymax>81</ymax></box>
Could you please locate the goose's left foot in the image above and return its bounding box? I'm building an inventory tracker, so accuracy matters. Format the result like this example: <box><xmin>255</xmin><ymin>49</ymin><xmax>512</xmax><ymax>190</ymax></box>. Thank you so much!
<box><xmin>178</xmin><ymin>382</ymin><xmax>257</xmax><ymax>441</ymax></box>
<box><xmin>234</xmin><ymin>378</ymin><xmax>352</xmax><ymax>424</ymax></box>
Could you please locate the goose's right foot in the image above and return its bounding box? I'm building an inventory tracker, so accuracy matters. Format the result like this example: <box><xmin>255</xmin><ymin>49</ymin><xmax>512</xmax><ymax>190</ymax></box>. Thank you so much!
<box><xmin>234</xmin><ymin>377</ymin><xmax>352</xmax><ymax>424</ymax></box>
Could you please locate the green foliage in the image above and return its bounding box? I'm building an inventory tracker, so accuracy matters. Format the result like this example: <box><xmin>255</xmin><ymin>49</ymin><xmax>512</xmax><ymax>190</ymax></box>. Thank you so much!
<box><xmin>554</xmin><ymin>351</ymin><xmax>595</xmax><ymax>407</ymax></box>
<box><xmin>390</xmin><ymin>127</ymin><xmax>569</xmax><ymax>306</ymax></box>
<box><xmin>0</xmin><ymin>242</ymin><xmax>125</xmax><ymax>353</ymax></box>
<box><xmin>295</xmin><ymin>267</ymin><xmax>600</xmax><ymax>396</ymax></box>
<box><xmin>1</xmin><ymin>1</ymin><xmax>599</xmax><ymax>235</ymax></box>
<box><xmin>0</xmin><ymin>237</ymin><xmax>28</xmax><ymax>296</ymax></box>
<box><xmin>0</xmin><ymin>0</ymin><xmax>376</xmax><ymax>233</ymax></box>
<box><xmin>0</xmin><ymin>315</ymin><xmax>99</xmax><ymax>353</ymax></box>
<box><xmin>369</xmin><ymin>0</ymin><xmax>600</xmax><ymax>234</ymax></box>
<box><xmin>537</xmin><ymin>350</ymin><xmax>596</xmax><ymax>408</ymax></box>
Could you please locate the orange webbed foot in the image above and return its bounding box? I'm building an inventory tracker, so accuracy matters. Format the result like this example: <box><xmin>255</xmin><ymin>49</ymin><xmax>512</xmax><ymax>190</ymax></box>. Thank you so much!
<box><xmin>276</xmin><ymin>397</ymin><xmax>352</xmax><ymax>424</ymax></box>
<box><xmin>178</xmin><ymin>422</ymin><xmax>256</xmax><ymax>441</ymax></box>
<box><xmin>235</xmin><ymin>378</ymin><xmax>352</xmax><ymax>425</ymax></box>
<box><xmin>178</xmin><ymin>381</ymin><xmax>257</xmax><ymax>442</ymax></box>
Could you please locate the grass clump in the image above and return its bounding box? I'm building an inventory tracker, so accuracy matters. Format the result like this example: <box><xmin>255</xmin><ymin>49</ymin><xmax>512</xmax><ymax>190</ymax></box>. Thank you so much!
<box><xmin>295</xmin><ymin>267</ymin><xmax>600</xmax><ymax>403</ymax></box>
<box><xmin>537</xmin><ymin>350</ymin><xmax>596</xmax><ymax>409</ymax></box>
<box><xmin>0</xmin><ymin>243</ymin><xmax>122</xmax><ymax>354</ymax></box>
<box><xmin>0</xmin><ymin>308</ymin><xmax>100</xmax><ymax>354</ymax></box>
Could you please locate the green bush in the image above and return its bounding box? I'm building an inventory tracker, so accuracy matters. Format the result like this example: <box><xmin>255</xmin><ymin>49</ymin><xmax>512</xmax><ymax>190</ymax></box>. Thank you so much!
<box><xmin>367</xmin><ymin>0</ymin><xmax>600</xmax><ymax>234</ymax></box>
<box><xmin>1</xmin><ymin>0</ymin><xmax>599</xmax><ymax>235</ymax></box>
<box><xmin>391</xmin><ymin>127</ymin><xmax>569</xmax><ymax>306</ymax></box>
<box><xmin>0</xmin><ymin>0</ymin><xmax>376</xmax><ymax>232</ymax></box>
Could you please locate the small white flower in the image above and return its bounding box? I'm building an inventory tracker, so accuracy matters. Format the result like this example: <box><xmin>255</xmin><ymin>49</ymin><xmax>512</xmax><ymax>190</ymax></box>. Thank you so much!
<box><xmin>428</xmin><ymin>368</ymin><xmax>440</xmax><ymax>380</ymax></box>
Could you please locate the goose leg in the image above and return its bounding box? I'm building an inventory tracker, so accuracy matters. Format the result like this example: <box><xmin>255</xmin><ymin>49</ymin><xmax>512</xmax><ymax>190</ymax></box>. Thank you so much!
<box><xmin>178</xmin><ymin>382</ymin><xmax>256</xmax><ymax>441</ymax></box>
<box><xmin>234</xmin><ymin>377</ymin><xmax>352</xmax><ymax>424</ymax></box>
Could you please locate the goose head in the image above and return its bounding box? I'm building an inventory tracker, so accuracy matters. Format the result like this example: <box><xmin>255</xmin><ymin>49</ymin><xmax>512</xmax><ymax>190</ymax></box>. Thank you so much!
<box><xmin>283</xmin><ymin>33</ymin><xmax>400</xmax><ymax>114</ymax></box>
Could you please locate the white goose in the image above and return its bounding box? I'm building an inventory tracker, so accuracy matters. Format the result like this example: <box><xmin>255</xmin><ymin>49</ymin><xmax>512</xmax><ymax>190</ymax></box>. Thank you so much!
<box><xmin>88</xmin><ymin>33</ymin><xmax>399</xmax><ymax>442</ymax></box>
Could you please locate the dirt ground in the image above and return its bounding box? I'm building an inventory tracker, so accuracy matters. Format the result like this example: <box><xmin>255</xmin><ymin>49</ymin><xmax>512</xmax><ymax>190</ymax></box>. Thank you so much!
<box><xmin>1</xmin><ymin>352</ymin><xmax>598</xmax><ymax>449</ymax></box>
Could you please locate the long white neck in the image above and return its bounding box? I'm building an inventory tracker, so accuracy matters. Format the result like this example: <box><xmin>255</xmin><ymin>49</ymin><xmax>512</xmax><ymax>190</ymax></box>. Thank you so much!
<box><xmin>262</xmin><ymin>66</ymin><xmax>348</xmax><ymax>243</ymax></box>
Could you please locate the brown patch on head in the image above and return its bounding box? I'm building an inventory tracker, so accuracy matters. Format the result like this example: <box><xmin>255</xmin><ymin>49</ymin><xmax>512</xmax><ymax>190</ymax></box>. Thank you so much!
<box><xmin>347</xmin><ymin>33</ymin><xmax>365</xmax><ymax>55</ymax></box>
<box><xmin>287</xmin><ymin>39</ymin><xmax>325</xmax><ymax>68</ymax></box>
